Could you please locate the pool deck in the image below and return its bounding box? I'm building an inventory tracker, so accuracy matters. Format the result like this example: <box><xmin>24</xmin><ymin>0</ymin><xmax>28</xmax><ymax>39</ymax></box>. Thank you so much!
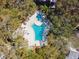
<box><xmin>12</xmin><ymin>11</ymin><xmax>49</xmax><ymax>49</ymax></box>
<box><xmin>22</xmin><ymin>11</ymin><xmax>38</xmax><ymax>48</ymax></box>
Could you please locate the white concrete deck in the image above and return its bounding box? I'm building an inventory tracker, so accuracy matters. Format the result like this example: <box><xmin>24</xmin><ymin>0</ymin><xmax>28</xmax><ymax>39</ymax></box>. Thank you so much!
<box><xmin>21</xmin><ymin>11</ymin><xmax>43</xmax><ymax>48</ymax></box>
<box><xmin>12</xmin><ymin>11</ymin><xmax>48</xmax><ymax>49</ymax></box>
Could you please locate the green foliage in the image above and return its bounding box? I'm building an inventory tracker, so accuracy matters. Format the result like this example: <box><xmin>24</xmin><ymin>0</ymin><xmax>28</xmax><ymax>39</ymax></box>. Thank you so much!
<box><xmin>40</xmin><ymin>5</ymin><xmax>49</xmax><ymax>14</ymax></box>
<box><xmin>40</xmin><ymin>0</ymin><xmax>79</xmax><ymax>38</ymax></box>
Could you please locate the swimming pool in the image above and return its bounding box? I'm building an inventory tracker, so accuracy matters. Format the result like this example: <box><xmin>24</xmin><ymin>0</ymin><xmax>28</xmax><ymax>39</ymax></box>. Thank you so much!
<box><xmin>32</xmin><ymin>24</ymin><xmax>45</xmax><ymax>41</ymax></box>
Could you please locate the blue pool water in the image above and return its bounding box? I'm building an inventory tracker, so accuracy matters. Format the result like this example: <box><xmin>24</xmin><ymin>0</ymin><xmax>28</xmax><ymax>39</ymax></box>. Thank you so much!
<box><xmin>32</xmin><ymin>24</ymin><xmax>45</xmax><ymax>41</ymax></box>
<box><xmin>36</xmin><ymin>12</ymin><xmax>44</xmax><ymax>21</ymax></box>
